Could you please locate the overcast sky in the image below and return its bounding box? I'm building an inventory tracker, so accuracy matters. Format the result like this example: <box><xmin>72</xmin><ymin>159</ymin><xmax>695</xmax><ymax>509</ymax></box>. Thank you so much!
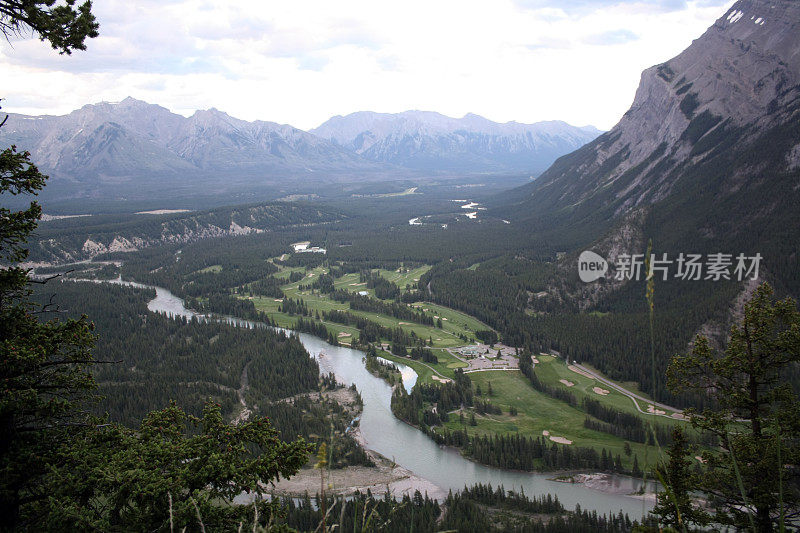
<box><xmin>0</xmin><ymin>0</ymin><xmax>735</xmax><ymax>131</ymax></box>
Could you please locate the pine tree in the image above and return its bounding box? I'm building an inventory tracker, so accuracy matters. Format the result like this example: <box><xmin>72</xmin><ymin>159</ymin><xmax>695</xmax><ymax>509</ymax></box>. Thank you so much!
<box><xmin>651</xmin><ymin>427</ymin><xmax>710</xmax><ymax>529</ymax></box>
<box><xmin>632</xmin><ymin>455</ymin><xmax>642</xmax><ymax>477</ymax></box>
<box><xmin>0</xmin><ymin>6</ymin><xmax>99</xmax><ymax>524</ymax></box>
<box><xmin>667</xmin><ymin>282</ymin><xmax>800</xmax><ymax>532</ymax></box>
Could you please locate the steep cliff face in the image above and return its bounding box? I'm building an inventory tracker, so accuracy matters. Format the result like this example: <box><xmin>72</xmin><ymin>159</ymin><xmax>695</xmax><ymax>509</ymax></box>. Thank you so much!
<box><xmin>499</xmin><ymin>0</ymin><xmax>800</xmax><ymax>270</ymax></box>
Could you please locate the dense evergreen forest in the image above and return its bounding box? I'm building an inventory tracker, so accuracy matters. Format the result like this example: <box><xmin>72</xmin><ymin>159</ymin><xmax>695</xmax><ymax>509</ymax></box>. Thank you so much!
<box><xmin>29</xmin><ymin>280</ymin><xmax>372</xmax><ymax>468</ymax></box>
<box><xmin>30</xmin><ymin>202</ymin><xmax>346</xmax><ymax>263</ymax></box>
<box><xmin>273</xmin><ymin>483</ymin><xmax>640</xmax><ymax>532</ymax></box>
<box><xmin>31</xmin><ymin>281</ymin><xmax>317</xmax><ymax>423</ymax></box>
<box><xmin>37</xmin><ymin>168</ymin><xmax>800</xmax><ymax>407</ymax></box>
<box><xmin>69</xmin><ymin>198</ymin><xmax>763</xmax><ymax>408</ymax></box>
<box><xmin>420</xmin><ymin>255</ymin><xmax>744</xmax><ymax>406</ymax></box>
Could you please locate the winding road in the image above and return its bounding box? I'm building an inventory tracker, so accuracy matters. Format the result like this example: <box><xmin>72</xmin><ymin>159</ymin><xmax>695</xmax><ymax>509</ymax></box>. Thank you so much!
<box><xmin>572</xmin><ymin>363</ymin><xmax>684</xmax><ymax>420</ymax></box>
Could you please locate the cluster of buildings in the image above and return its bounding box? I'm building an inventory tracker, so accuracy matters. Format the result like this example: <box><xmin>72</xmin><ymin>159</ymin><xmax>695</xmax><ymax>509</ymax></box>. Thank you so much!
<box><xmin>449</xmin><ymin>344</ymin><xmax>520</xmax><ymax>372</ymax></box>
<box><xmin>291</xmin><ymin>241</ymin><xmax>326</xmax><ymax>254</ymax></box>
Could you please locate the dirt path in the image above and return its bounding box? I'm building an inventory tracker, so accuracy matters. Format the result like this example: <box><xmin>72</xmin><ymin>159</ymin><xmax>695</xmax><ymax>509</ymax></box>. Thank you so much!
<box><xmin>411</xmin><ymin>358</ymin><xmax>449</xmax><ymax>380</ymax></box>
<box><xmin>232</xmin><ymin>361</ymin><xmax>252</xmax><ymax>425</ymax></box>
<box><xmin>384</xmin><ymin>349</ymin><xmax>449</xmax><ymax>382</ymax></box>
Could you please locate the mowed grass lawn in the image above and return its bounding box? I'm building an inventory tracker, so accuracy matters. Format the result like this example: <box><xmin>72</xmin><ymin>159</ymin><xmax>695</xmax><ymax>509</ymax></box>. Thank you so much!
<box><xmin>533</xmin><ymin>355</ymin><xmax>683</xmax><ymax>421</ymax></box>
<box><xmin>247</xmin><ymin>264</ymin><xmax>491</xmax><ymax>356</ymax></box>
<box><xmin>243</xmin><ymin>260</ymin><xmax>693</xmax><ymax>467</ymax></box>
<box><xmin>439</xmin><ymin>370</ymin><xmax>668</xmax><ymax>469</ymax></box>
<box><xmin>378</xmin><ymin>347</ymin><xmax>467</xmax><ymax>384</ymax></box>
<box><xmin>377</xmin><ymin>265</ymin><xmax>431</xmax><ymax>289</ymax></box>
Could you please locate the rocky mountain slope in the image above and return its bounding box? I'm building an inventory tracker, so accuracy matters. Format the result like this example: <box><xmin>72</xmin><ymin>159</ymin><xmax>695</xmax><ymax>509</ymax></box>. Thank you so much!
<box><xmin>0</xmin><ymin>99</ymin><xmax>600</xmax><ymax>205</ymax></box>
<box><xmin>312</xmin><ymin>111</ymin><xmax>601</xmax><ymax>173</ymax></box>
<box><xmin>497</xmin><ymin>0</ymin><xmax>800</xmax><ymax>298</ymax></box>
<box><xmin>414</xmin><ymin>0</ymin><xmax>799</xmax><ymax>405</ymax></box>
<box><xmin>0</xmin><ymin>98</ymin><xmax>377</xmax><ymax>185</ymax></box>
<box><xmin>29</xmin><ymin>202</ymin><xmax>344</xmax><ymax>264</ymax></box>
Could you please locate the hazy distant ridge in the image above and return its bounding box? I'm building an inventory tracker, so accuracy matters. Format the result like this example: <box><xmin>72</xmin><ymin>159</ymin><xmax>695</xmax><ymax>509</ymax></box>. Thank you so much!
<box><xmin>0</xmin><ymin>98</ymin><xmax>601</xmax><ymax>201</ymax></box>
<box><xmin>312</xmin><ymin>110</ymin><xmax>601</xmax><ymax>173</ymax></box>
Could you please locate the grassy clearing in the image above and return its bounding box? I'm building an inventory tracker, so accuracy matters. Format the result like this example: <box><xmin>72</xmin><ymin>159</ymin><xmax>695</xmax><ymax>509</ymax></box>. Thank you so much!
<box><xmin>439</xmin><ymin>370</ymin><xmax>667</xmax><ymax>469</ymax></box>
<box><xmin>247</xmin><ymin>264</ymin><xmax>491</xmax><ymax>358</ymax></box>
<box><xmin>408</xmin><ymin>302</ymin><xmax>488</xmax><ymax>339</ymax></box>
<box><xmin>379</xmin><ymin>348</ymin><xmax>468</xmax><ymax>384</ymax></box>
<box><xmin>377</xmin><ymin>265</ymin><xmax>431</xmax><ymax>289</ymax></box>
<box><xmin>196</xmin><ymin>264</ymin><xmax>222</xmax><ymax>274</ymax></box>
<box><xmin>533</xmin><ymin>356</ymin><xmax>682</xmax><ymax>421</ymax></box>
<box><xmin>356</xmin><ymin>187</ymin><xmax>419</xmax><ymax>198</ymax></box>
<box><xmin>333</xmin><ymin>272</ymin><xmax>374</xmax><ymax>297</ymax></box>
<box><xmin>272</xmin><ymin>265</ymin><xmax>306</xmax><ymax>281</ymax></box>
<box><xmin>244</xmin><ymin>260</ymin><xmax>695</xmax><ymax>466</ymax></box>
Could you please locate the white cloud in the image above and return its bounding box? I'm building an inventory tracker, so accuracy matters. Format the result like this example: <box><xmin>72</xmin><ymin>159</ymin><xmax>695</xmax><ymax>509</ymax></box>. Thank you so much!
<box><xmin>0</xmin><ymin>0</ymin><xmax>735</xmax><ymax>131</ymax></box>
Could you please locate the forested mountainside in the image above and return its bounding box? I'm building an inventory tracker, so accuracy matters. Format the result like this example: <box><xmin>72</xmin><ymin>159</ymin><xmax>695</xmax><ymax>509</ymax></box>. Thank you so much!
<box><xmin>494</xmin><ymin>0</ymin><xmax>800</xmax><ymax>294</ymax></box>
<box><xmin>28</xmin><ymin>202</ymin><xmax>344</xmax><ymax>263</ymax></box>
<box><xmin>30</xmin><ymin>281</ymin><xmax>372</xmax><ymax>469</ymax></box>
<box><xmin>425</xmin><ymin>0</ymin><xmax>800</xmax><ymax>405</ymax></box>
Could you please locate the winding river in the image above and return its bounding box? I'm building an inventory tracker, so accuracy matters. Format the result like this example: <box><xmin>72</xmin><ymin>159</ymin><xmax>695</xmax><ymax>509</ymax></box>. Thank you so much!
<box><xmin>98</xmin><ymin>278</ymin><xmax>655</xmax><ymax>519</ymax></box>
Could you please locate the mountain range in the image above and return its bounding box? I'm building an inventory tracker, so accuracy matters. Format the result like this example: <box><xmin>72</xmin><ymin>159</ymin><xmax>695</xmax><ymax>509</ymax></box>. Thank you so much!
<box><xmin>312</xmin><ymin>111</ymin><xmax>600</xmax><ymax>173</ymax></box>
<box><xmin>0</xmin><ymin>99</ymin><xmax>600</xmax><ymax>203</ymax></box>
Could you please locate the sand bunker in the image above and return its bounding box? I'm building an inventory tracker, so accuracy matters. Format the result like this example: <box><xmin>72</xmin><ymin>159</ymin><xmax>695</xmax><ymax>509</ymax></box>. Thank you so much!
<box><xmin>531</xmin><ymin>358</ymin><xmax>540</xmax><ymax>364</ymax></box>
<box><xmin>593</xmin><ymin>387</ymin><xmax>610</xmax><ymax>396</ymax></box>
<box><xmin>542</xmin><ymin>430</ymin><xmax>573</xmax><ymax>444</ymax></box>
<box><xmin>338</xmin><ymin>332</ymin><xmax>352</xmax><ymax>338</ymax></box>
<box><xmin>559</xmin><ymin>379</ymin><xmax>575</xmax><ymax>387</ymax></box>
<box><xmin>432</xmin><ymin>375</ymin><xmax>452</xmax><ymax>384</ymax></box>
<box><xmin>695</xmin><ymin>456</ymin><xmax>706</xmax><ymax>464</ymax></box>
<box><xmin>647</xmin><ymin>405</ymin><xmax>666</xmax><ymax>415</ymax></box>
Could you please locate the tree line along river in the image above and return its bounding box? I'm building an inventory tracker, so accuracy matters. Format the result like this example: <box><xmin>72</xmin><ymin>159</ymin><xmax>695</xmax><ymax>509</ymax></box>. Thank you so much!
<box><xmin>96</xmin><ymin>278</ymin><xmax>656</xmax><ymax>520</ymax></box>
